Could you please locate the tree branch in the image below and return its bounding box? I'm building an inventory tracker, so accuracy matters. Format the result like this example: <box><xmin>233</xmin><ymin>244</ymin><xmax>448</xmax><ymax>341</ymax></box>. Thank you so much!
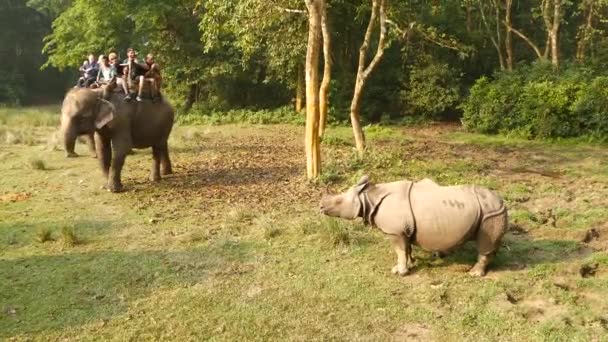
<box><xmin>478</xmin><ymin>0</ymin><xmax>500</xmax><ymax>51</ymax></box>
<box><xmin>357</xmin><ymin>0</ymin><xmax>379</xmax><ymax>79</ymax></box>
<box><xmin>363</xmin><ymin>0</ymin><xmax>387</xmax><ymax>79</ymax></box>
<box><xmin>276</xmin><ymin>6</ymin><xmax>306</xmax><ymax>14</ymax></box>
<box><xmin>385</xmin><ymin>18</ymin><xmax>413</xmax><ymax>40</ymax></box>
<box><xmin>503</xmin><ymin>21</ymin><xmax>544</xmax><ymax>59</ymax></box>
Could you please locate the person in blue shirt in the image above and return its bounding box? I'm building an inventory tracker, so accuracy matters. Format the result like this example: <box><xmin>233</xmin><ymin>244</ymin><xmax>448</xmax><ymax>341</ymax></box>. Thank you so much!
<box><xmin>76</xmin><ymin>54</ymin><xmax>99</xmax><ymax>88</ymax></box>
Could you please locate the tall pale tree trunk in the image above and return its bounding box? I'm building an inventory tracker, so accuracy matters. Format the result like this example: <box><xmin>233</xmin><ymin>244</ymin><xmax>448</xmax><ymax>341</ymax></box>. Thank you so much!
<box><xmin>480</xmin><ymin>0</ymin><xmax>505</xmax><ymax>70</ymax></box>
<box><xmin>318</xmin><ymin>1</ymin><xmax>332</xmax><ymax>138</ymax></box>
<box><xmin>504</xmin><ymin>0</ymin><xmax>513</xmax><ymax>70</ymax></box>
<box><xmin>576</xmin><ymin>0</ymin><xmax>594</xmax><ymax>61</ymax></box>
<box><xmin>504</xmin><ymin>0</ymin><xmax>545</xmax><ymax>62</ymax></box>
<box><xmin>295</xmin><ymin>64</ymin><xmax>305</xmax><ymax>112</ymax></box>
<box><xmin>540</xmin><ymin>0</ymin><xmax>561</xmax><ymax>67</ymax></box>
<box><xmin>466</xmin><ymin>4</ymin><xmax>474</xmax><ymax>33</ymax></box>
<box><xmin>349</xmin><ymin>0</ymin><xmax>388</xmax><ymax>154</ymax></box>
<box><xmin>304</xmin><ymin>0</ymin><xmax>323</xmax><ymax>179</ymax></box>
<box><xmin>550</xmin><ymin>0</ymin><xmax>561</xmax><ymax>68</ymax></box>
<box><xmin>542</xmin><ymin>0</ymin><xmax>552</xmax><ymax>59</ymax></box>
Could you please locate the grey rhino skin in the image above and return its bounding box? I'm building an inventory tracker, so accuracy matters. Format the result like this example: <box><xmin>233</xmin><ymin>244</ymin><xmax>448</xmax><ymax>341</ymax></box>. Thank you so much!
<box><xmin>319</xmin><ymin>175</ymin><xmax>508</xmax><ymax>276</ymax></box>
<box><xmin>60</xmin><ymin>88</ymin><xmax>174</xmax><ymax>192</ymax></box>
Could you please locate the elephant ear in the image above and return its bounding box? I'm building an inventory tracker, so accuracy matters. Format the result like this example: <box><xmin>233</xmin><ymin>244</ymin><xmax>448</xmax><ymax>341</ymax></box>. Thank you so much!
<box><xmin>95</xmin><ymin>99</ymin><xmax>115</xmax><ymax>129</ymax></box>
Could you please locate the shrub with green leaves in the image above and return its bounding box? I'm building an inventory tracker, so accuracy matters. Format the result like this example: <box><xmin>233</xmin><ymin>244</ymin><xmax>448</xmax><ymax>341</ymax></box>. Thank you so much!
<box><xmin>177</xmin><ymin>106</ymin><xmax>304</xmax><ymax>126</ymax></box>
<box><xmin>402</xmin><ymin>63</ymin><xmax>462</xmax><ymax>119</ymax></box>
<box><xmin>462</xmin><ymin>62</ymin><xmax>608</xmax><ymax>139</ymax></box>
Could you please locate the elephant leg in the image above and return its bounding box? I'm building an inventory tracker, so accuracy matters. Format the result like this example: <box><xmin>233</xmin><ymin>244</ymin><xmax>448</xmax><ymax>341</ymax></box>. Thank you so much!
<box><xmin>389</xmin><ymin>234</ymin><xmax>409</xmax><ymax>276</ymax></box>
<box><xmin>470</xmin><ymin>209</ymin><xmax>508</xmax><ymax>277</ymax></box>
<box><xmin>85</xmin><ymin>133</ymin><xmax>97</xmax><ymax>158</ymax></box>
<box><xmin>64</xmin><ymin>129</ymin><xmax>78</xmax><ymax>158</ymax></box>
<box><xmin>95</xmin><ymin>133</ymin><xmax>111</xmax><ymax>180</ymax></box>
<box><xmin>150</xmin><ymin>145</ymin><xmax>162</xmax><ymax>182</ymax></box>
<box><xmin>107</xmin><ymin>152</ymin><xmax>126</xmax><ymax>192</ymax></box>
<box><xmin>160</xmin><ymin>141</ymin><xmax>172</xmax><ymax>175</ymax></box>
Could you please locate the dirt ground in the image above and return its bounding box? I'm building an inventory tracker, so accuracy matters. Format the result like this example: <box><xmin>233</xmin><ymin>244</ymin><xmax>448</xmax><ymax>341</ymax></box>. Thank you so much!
<box><xmin>1</xmin><ymin>119</ymin><xmax>607</xmax><ymax>341</ymax></box>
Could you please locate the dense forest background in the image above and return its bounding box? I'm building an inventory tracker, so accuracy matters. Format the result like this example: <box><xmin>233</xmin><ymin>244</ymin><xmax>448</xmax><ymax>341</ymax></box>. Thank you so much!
<box><xmin>2</xmin><ymin>0</ymin><xmax>608</xmax><ymax>139</ymax></box>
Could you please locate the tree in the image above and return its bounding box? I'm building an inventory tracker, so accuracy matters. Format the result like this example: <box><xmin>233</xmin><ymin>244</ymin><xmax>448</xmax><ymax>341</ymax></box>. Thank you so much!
<box><xmin>502</xmin><ymin>0</ymin><xmax>567</xmax><ymax>68</ymax></box>
<box><xmin>318</xmin><ymin>0</ymin><xmax>332</xmax><ymax>138</ymax></box>
<box><xmin>349</xmin><ymin>0</ymin><xmax>388</xmax><ymax>154</ymax></box>
<box><xmin>304</xmin><ymin>0</ymin><xmax>323</xmax><ymax>178</ymax></box>
<box><xmin>576</xmin><ymin>0</ymin><xmax>608</xmax><ymax>62</ymax></box>
<box><xmin>1</xmin><ymin>0</ymin><xmax>69</xmax><ymax>104</ymax></box>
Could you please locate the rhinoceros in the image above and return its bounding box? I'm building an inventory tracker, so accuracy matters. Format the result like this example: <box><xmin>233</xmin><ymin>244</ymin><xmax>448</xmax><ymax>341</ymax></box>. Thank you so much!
<box><xmin>319</xmin><ymin>175</ymin><xmax>508</xmax><ymax>276</ymax></box>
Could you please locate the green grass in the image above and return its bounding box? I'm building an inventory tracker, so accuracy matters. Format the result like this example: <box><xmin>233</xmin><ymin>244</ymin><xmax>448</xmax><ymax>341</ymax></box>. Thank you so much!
<box><xmin>1</xmin><ymin>107</ymin><xmax>607</xmax><ymax>341</ymax></box>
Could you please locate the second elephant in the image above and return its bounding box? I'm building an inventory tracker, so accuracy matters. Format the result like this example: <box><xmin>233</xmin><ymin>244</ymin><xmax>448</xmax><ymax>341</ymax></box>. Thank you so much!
<box><xmin>60</xmin><ymin>88</ymin><xmax>175</xmax><ymax>192</ymax></box>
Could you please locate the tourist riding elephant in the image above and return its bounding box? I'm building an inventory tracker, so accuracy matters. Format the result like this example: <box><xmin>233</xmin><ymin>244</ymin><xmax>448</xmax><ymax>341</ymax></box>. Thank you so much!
<box><xmin>60</xmin><ymin>88</ymin><xmax>174</xmax><ymax>192</ymax></box>
<box><xmin>320</xmin><ymin>176</ymin><xmax>508</xmax><ymax>277</ymax></box>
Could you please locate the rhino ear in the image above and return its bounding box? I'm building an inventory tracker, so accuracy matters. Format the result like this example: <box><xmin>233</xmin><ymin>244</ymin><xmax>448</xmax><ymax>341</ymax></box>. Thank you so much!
<box><xmin>357</xmin><ymin>175</ymin><xmax>369</xmax><ymax>186</ymax></box>
<box><xmin>354</xmin><ymin>175</ymin><xmax>370</xmax><ymax>193</ymax></box>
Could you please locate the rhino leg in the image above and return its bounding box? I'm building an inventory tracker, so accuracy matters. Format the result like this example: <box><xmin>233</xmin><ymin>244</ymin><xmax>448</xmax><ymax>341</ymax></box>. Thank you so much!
<box><xmin>389</xmin><ymin>234</ymin><xmax>409</xmax><ymax>276</ymax></box>
<box><xmin>469</xmin><ymin>254</ymin><xmax>492</xmax><ymax>277</ymax></box>
<box><xmin>470</xmin><ymin>208</ymin><xmax>508</xmax><ymax>277</ymax></box>
<box><xmin>405</xmin><ymin>240</ymin><xmax>415</xmax><ymax>269</ymax></box>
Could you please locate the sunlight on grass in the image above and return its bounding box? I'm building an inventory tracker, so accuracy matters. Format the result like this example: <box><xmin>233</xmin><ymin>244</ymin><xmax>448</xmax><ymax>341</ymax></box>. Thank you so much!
<box><xmin>0</xmin><ymin>106</ymin><xmax>59</xmax><ymax>127</ymax></box>
<box><xmin>1</xmin><ymin>108</ymin><xmax>607</xmax><ymax>341</ymax></box>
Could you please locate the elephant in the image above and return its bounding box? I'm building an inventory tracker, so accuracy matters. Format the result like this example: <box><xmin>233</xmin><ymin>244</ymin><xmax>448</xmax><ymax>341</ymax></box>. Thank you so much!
<box><xmin>60</xmin><ymin>88</ymin><xmax>174</xmax><ymax>192</ymax></box>
<box><xmin>64</xmin><ymin>132</ymin><xmax>97</xmax><ymax>158</ymax></box>
<box><xmin>319</xmin><ymin>175</ymin><xmax>508</xmax><ymax>277</ymax></box>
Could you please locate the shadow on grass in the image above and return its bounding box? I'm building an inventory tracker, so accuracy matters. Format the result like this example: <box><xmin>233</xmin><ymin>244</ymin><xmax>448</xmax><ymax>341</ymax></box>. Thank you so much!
<box><xmin>0</xmin><ymin>240</ymin><xmax>255</xmax><ymax>338</ymax></box>
<box><xmin>0</xmin><ymin>219</ymin><xmax>116</xmax><ymax>249</ymax></box>
<box><xmin>416</xmin><ymin>232</ymin><xmax>586</xmax><ymax>273</ymax></box>
<box><xmin>142</xmin><ymin>165</ymin><xmax>301</xmax><ymax>189</ymax></box>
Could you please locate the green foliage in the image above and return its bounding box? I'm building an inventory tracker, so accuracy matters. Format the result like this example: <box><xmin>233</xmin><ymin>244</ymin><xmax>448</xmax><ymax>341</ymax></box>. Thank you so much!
<box><xmin>177</xmin><ymin>106</ymin><xmax>304</xmax><ymax>126</ymax></box>
<box><xmin>0</xmin><ymin>71</ymin><xmax>26</xmax><ymax>105</ymax></box>
<box><xmin>462</xmin><ymin>62</ymin><xmax>608</xmax><ymax>139</ymax></box>
<box><xmin>0</xmin><ymin>1</ymin><xmax>71</xmax><ymax>105</ymax></box>
<box><xmin>402</xmin><ymin>63</ymin><xmax>462</xmax><ymax>119</ymax></box>
<box><xmin>571</xmin><ymin>76</ymin><xmax>608</xmax><ymax>136</ymax></box>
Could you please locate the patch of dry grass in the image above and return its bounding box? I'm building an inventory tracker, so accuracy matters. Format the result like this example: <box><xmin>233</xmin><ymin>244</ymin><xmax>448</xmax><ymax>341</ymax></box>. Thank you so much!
<box><xmin>1</xmin><ymin>113</ymin><xmax>607</xmax><ymax>341</ymax></box>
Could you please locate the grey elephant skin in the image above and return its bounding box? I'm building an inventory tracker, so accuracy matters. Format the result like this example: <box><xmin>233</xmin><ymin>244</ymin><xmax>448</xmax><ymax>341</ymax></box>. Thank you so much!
<box><xmin>60</xmin><ymin>88</ymin><xmax>174</xmax><ymax>192</ymax></box>
<box><xmin>319</xmin><ymin>176</ymin><xmax>508</xmax><ymax>276</ymax></box>
<box><xmin>64</xmin><ymin>132</ymin><xmax>96</xmax><ymax>158</ymax></box>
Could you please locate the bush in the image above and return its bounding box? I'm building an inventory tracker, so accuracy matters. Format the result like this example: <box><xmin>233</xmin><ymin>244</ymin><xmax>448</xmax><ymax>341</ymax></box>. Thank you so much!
<box><xmin>462</xmin><ymin>62</ymin><xmax>608</xmax><ymax>139</ymax></box>
<box><xmin>176</xmin><ymin>106</ymin><xmax>305</xmax><ymax>125</ymax></box>
<box><xmin>571</xmin><ymin>76</ymin><xmax>608</xmax><ymax>136</ymax></box>
<box><xmin>0</xmin><ymin>70</ymin><xmax>26</xmax><ymax>105</ymax></box>
<box><xmin>402</xmin><ymin>63</ymin><xmax>462</xmax><ymax>119</ymax></box>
